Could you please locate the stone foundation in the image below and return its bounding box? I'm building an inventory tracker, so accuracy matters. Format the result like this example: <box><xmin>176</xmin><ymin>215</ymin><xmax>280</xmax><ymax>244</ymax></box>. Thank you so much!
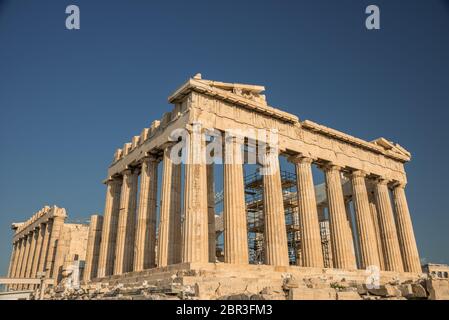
<box><xmin>32</xmin><ymin>263</ymin><xmax>449</xmax><ymax>300</ymax></box>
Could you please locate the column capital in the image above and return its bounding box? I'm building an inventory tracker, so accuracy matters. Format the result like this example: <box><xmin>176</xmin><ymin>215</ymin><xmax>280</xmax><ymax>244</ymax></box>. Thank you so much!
<box><xmin>351</xmin><ymin>170</ymin><xmax>367</xmax><ymax>178</ymax></box>
<box><xmin>375</xmin><ymin>177</ymin><xmax>391</xmax><ymax>185</ymax></box>
<box><xmin>142</xmin><ymin>153</ymin><xmax>159</xmax><ymax>165</ymax></box>
<box><xmin>392</xmin><ymin>181</ymin><xmax>407</xmax><ymax>189</ymax></box>
<box><xmin>322</xmin><ymin>163</ymin><xmax>343</xmax><ymax>172</ymax></box>
<box><xmin>288</xmin><ymin>154</ymin><xmax>315</xmax><ymax>165</ymax></box>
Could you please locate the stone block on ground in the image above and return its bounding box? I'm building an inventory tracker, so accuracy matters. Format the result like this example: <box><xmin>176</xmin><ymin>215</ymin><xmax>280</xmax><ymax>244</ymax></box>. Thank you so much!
<box><xmin>288</xmin><ymin>288</ymin><xmax>336</xmax><ymax>300</ymax></box>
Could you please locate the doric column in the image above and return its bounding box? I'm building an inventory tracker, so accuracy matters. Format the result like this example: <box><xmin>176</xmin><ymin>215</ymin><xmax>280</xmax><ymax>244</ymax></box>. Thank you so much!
<box><xmin>324</xmin><ymin>165</ymin><xmax>357</xmax><ymax>269</ymax></box>
<box><xmin>207</xmin><ymin>164</ymin><xmax>216</xmax><ymax>263</ymax></box>
<box><xmin>97</xmin><ymin>178</ymin><xmax>122</xmax><ymax>278</ymax></box>
<box><xmin>30</xmin><ymin>225</ymin><xmax>45</xmax><ymax>279</ymax></box>
<box><xmin>37</xmin><ymin>221</ymin><xmax>52</xmax><ymax>275</ymax></box>
<box><xmin>7</xmin><ymin>242</ymin><xmax>18</xmax><ymax>278</ymax></box>
<box><xmin>158</xmin><ymin>149</ymin><xmax>174</xmax><ymax>267</ymax></box>
<box><xmin>223</xmin><ymin>136</ymin><xmax>248</xmax><ymax>264</ymax></box>
<box><xmin>368</xmin><ymin>192</ymin><xmax>385</xmax><ymax>270</ymax></box>
<box><xmin>168</xmin><ymin>161</ymin><xmax>182</xmax><ymax>265</ymax></box>
<box><xmin>374</xmin><ymin>178</ymin><xmax>404</xmax><ymax>272</ymax></box>
<box><xmin>45</xmin><ymin>215</ymin><xmax>66</xmax><ymax>278</ymax></box>
<box><xmin>25</xmin><ymin>231</ymin><xmax>37</xmax><ymax>279</ymax></box>
<box><xmin>114</xmin><ymin>169</ymin><xmax>139</xmax><ymax>274</ymax></box>
<box><xmin>182</xmin><ymin>124</ymin><xmax>209</xmax><ymax>263</ymax></box>
<box><xmin>14</xmin><ymin>238</ymin><xmax>25</xmax><ymax>286</ymax></box>
<box><xmin>290</xmin><ymin>156</ymin><xmax>323</xmax><ymax>268</ymax></box>
<box><xmin>84</xmin><ymin>215</ymin><xmax>103</xmax><ymax>281</ymax></box>
<box><xmin>6</xmin><ymin>242</ymin><xmax>18</xmax><ymax>291</ymax></box>
<box><xmin>392</xmin><ymin>183</ymin><xmax>421</xmax><ymax>273</ymax></box>
<box><xmin>345</xmin><ymin>200</ymin><xmax>359</xmax><ymax>268</ymax></box>
<box><xmin>134</xmin><ymin>156</ymin><xmax>158</xmax><ymax>271</ymax></box>
<box><xmin>350</xmin><ymin>170</ymin><xmax>381</xmax><ymax>269</ymax></box>
<box><xmin>11</xmin><ymin>240</ymin><xmax>22</xmax><ymax>279</ymax></box>
<box><xmin>262</xmin><ymin>151</ymin><xmax>289</xmax><ymax>266</ymax></box>
<box><xmin>20</xmin><ymin>233</ymin><xmax>33</xmax><ymax>289</ymax></box>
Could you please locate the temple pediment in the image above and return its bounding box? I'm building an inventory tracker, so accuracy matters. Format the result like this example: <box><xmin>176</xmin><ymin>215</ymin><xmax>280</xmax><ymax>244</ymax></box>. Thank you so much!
<box><xmin>371</xmin><ymin>137</ymin><xmax>411</xmax><ymax>159</ymax></box>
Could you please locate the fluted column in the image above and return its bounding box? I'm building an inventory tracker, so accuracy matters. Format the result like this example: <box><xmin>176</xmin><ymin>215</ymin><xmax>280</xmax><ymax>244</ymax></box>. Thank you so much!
<box><xmin>290</xmin><ymin>156</ymin><xmax>324</xmax><ymax>268</ymax></box>
<box><xmin>37</xmin><ymin>221</ymin><xmax>51</xmax><ymax>275</ymax></box>
<box><xmin>7</xmin><ymin>242</ymin><xmax>18</xmax><ymax>290</ymax></box>
<box><xmin>182</xmin><ymin>124</ymin><xmax>209</xmax><ymax>263</ymax></box>
<box><xmin>345</xmin><ymin>200</ymin><xmax>359</xmax><ymax>268</ymax></box>
<box><xmin>134</xmin><ymin>156</ymin><xmax>158</xmax><ymax>271</ymax></box>
<box><xmin>158</xmin><ymin>149</ymin><xmax>174</xmax><ymax>267</ymax></box>
<box><xmin>11</xmin><ymin>240</ymin><xmax>22</xmax><ymax>280</ymax></box>
<box><xmin>25</xmin><ymin>232</ymin><xmax>37</xmax><ymax>279</ymax></box>
<box><xmin>169</xmin><ymin>161</ymin><xmax>182</xmax><ymax>265</ymax></box>
<box><xmin>14</xmin><ymin>238</ymin><xmax>25</xmax><ymax>289</ymax></box>
<box><xmin>84</xmin><ymin>215</ymin><xmax>103</xmax><ymax>281</ymax></box>
<box><xmin>207</xmin><ymin>164</ymin><xmax>216</xmax><ymax>263</ymax></box>
<box><xmin>7</xmin><ymin>242</ymin><xmax>18</xmax><ymax>278</ymax></box>
<box><xmin>392</xmin><ymin>183</ymin><xmax>421</xmax><ymax>273</ymax></box>
<box><xmin>350</xmin><ymin>171</ymin><xmax>381</xmax><ymax>269</ymax></box>
<box><xmin>19</xmin><ymin>235</ymin><xmax>31</xmax><ymax>290</ymax></box>
<box><xmin>374</xmin><ymin>178</ymin><xmax>404</xmax><ymax>272</ymax></box>
<box><xmin>97</xmin><ymin>178</ymin><xmax>122</xmax><ymax>278</ymax></box>
<box><xmin>30</xmin><ymin>225</ymin><xmax>45</xmax><ymax>287</ymax></box>
<box><xmin>223</xmin><ymin>136</ymin><xmax>248</xmax><ymax>264</ymax></box>
<box><xmin>324</xmin><ymin>165</ymin><xmax>357</xmax><ymax>269</ymax></box>
<box><xmin>114</xmin><ymin>169</ymin><xmax>139</xmax><ymax>274</ymax></box>
<box><xmin>368</xmin><ymin>192</ymin><xmax>385</xmax><ymax>270</ymax></box>
<box><xmin>45</xmin><ymin>215</ymin><xmax>65</xmax><ymax>278</ymax></box>
<box><xmin>262</xmin><ymin>151</ymin><xmax>289</xmax><ymax>266</ymax></box>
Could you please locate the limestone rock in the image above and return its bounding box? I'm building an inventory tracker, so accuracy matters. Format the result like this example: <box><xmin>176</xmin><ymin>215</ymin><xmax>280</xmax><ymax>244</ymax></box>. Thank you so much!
<box><xmin>336</xmin><ymin>291</ymin><xmax>362</xmax><ymax>300</ymax></box>
<box><xmin>289</xmin><ymin>288</ymin><xmax>336</xmax><ymax>300</ymax></box>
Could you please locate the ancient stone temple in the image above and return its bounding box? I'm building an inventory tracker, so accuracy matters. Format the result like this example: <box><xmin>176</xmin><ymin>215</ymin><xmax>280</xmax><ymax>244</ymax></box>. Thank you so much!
<box><xmin>81</xmin><ymin>74</ymin><xmax>421</xmax><ymax>283</ymax></box>
<box><xmin>6</xmin><ymin>74</ymin><xmax>434</xmax><ymax>300</ymax></box>
<box><xmin>6</xmin><ymin>206</ymin><xmax>88</xmax><ymax>291</ymax></box>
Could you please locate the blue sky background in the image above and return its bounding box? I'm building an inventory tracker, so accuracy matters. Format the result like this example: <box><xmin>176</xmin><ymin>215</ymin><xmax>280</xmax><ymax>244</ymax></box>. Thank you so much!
<box><xmin>0</xmin><ymin>0</ymin><xmax>448</xmax><ymax>276</ymax></box>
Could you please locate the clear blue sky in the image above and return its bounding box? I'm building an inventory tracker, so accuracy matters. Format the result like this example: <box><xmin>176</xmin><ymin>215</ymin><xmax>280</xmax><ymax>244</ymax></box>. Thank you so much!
<box><xmin>0</xmin><ymin>0</ymin><xmax>448</xmax><ymax>275</ymax></box>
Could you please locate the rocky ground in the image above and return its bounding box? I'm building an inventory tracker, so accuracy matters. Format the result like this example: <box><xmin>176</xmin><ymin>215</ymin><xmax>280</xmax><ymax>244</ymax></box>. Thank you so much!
<box><xmin>30</xmin><ymin>272</ymin><xmax>449</xmax><ymax>300</ymax></box>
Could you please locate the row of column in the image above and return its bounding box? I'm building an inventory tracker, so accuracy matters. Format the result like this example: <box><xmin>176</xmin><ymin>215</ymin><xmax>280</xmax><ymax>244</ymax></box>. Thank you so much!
<box><xmin>88</xmin><ymin>129</ymin><xmax>421</xmax><ymax>280</ymax></box>
<box><xmin>291</xmin><ymin>156</ymin><xmax>421</xmax><ymax>273</ymax></box>
<box><xmin>7</xmin><ymin>216</ymin><xmax>65</xmax><ymax>290</ymax></box>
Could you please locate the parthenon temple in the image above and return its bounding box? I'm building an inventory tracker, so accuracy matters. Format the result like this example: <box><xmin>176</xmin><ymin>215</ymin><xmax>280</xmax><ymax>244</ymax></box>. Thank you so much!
<box><xmin>6</xmin><ymin>74</ymin><xmax>426</xmax><ymax>298</ymax></box>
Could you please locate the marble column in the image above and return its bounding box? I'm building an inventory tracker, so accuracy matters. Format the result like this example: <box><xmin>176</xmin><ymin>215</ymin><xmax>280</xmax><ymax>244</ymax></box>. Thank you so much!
<box><xmin>97</xmin><ymin>178</ymin><xmax>122</xmax><ymax>278</ymax></box>
<box><xmin>262</xmin><ymin>151</ymin><xmax>289</xmax><ymax>266</ymax></box>
<box><xmin>45</xmin><ymin>216</ymin><xmax>65</xmax><ymax>278</ymax></box>
<box><xmin>114</xmin><ymin>169</ymin><xmax>139</xmax><ymax>274</ymax></box>
<box><xmin>392</xmin><ymin>183</ymin><xmax>421</xmax><ymax>273</ymax></box>
<box><xmin>30</xmin><ymin>225</ymin><xmax>45</xmax><ymax>282</ymax></box>
<box><xmin>134</xmin><ymin>156</ymin><xmax>158</xmax><ymax>271</ymax></box>
<box><xmin>324</xmin><ymin>165</ymin><xmax>357</xmax><ymax>269</ymax></box>
<box><xmin>345</xmin><ymin>200</ymin><xmax>359</xmax><ymax>268</ymax></box>
<box><xmin>374</xmin><ymin>178</ymin><xmax>404</xmax><ymax>272</ymax></box>
<box><xmin>25</xmin><ymin>232</ymin><xmax>37</xmax><ymax>279</ymax></box>
<box><xmin>11</xmin><ymin>240</ymin><xmax>21</xmax><ymax>280</ymax></box>
<box><xmin>158</xmin><ymin>149</ymin><xmax>174</xmax><ymax>267</ymax></box>
<box><xmin>168</xmin><ymin>162</ymin><xmax>182</xmax><ymax>265</ymax></box>
<box><xmin>19</xmin><ymin>235</ymin><xmax>31</xmax><ymax>289</ymax></box>
<box><xmin>182</xmin><ymin>125</ymin><xmax>209</xmax><ymax>263</ymax></box>
<box><xmin>14</xmin><ymin>237</ymin><xmax>27</xmax><ymax>278</ymax></box>
<box><xmin>223</xmin><ymin>136</ymin><xmax>248</xmax><ymax>264</ymax></box>
<box><xmin>207</xmin><ymin>164</ymin><xmax>216</xmax><ymax>263</ymax></box>
<box><xmin>368</xmin><ymin>192</ymin><xmax>385</xmax><ymax>270</ymax></box>
<box><xmin>290</xmin><ymin>156</ymin><xmax>324</xmax><ymax>268</ymax></box>
<box><xmin>84</xmin><ymin>215</ymin><xmax>103</xmax><ymax>281</ymax></box>
<box><xmin>6</xmin><ymin>242</ymin><xmax>18</xmax><ymax>291</ymax></box>
<box><xmin>7</xmin><ymin>242</ymin><xmax>18</xmax><ymax>278</ymax></box>
<box><xmin>37</xmin><ymin>221</ymin><xmax>51</xmax><ymax>276</ymax></box>
<box><xmin>350</xmin><ymin>171</ymin><xmax>381</xmax><ymax>269</ymax></box>
<box><xmin>14</xmin><ymin>238</ymin><xmax>25</xmax><ymax>289</ymax></box>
